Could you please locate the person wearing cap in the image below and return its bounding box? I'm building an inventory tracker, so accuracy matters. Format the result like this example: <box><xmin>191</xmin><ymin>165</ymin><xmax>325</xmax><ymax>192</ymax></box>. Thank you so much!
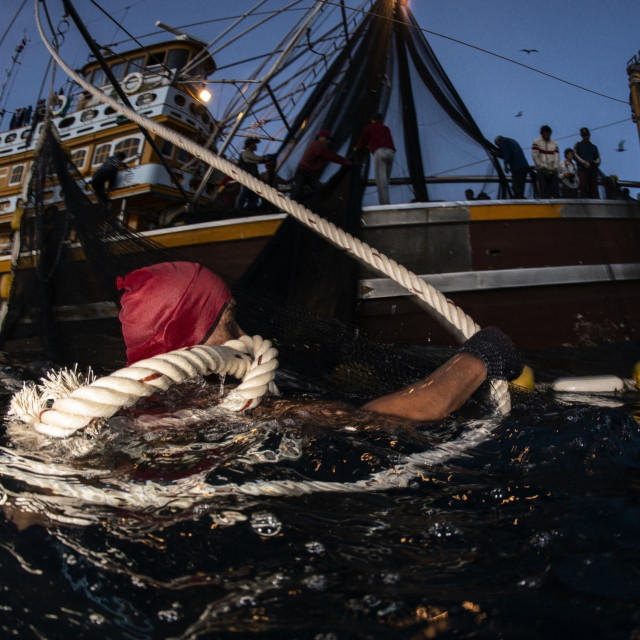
<box><xmin>531</xmin><ymin>125</ymin><xmax>560</xmax><ymax>198</ymax></box>
<box><xmin>91</xmin><ymin>151</ymin><xmax>129</xmax><ymax>202</ymax></box>
<box><xmin>117</xmin><ymin>261</ymin><xmax>522</xmax><ymax>423</ymax></box>
<box><xmin>493</xmin><ymin>136</ymin><xmax>529</xmax><ymax>199</ymax></box>
<box><xmin>573</xmin><ymin>128</ymin><xmax>601</xmax><ymax>199</ymax></box>
<box><xmin>354</xmin><ymin>113</ymin><xmax>396</xmax><ymax>205</ymax></box>
<box><xmin>235</xmin><ymin>137</ymin><xmax>271</xmax><ymax>209</ymax></box>
<box><xmin>291</xmin><ymin>130</ymin><xmax>352</xmax><ymax>202</ymax></box>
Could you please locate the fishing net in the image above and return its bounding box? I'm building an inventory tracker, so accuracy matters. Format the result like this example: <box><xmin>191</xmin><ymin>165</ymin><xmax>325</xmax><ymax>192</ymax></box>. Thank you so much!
<box><xmin>0</xmin><ymin>0</ymin><xmax>510</xmax><ymax>406</ymax></box>
<box><xmin>240</xmin><ymin>0</ymin><xmax>511</xmax><ymax>318</ymax></box>
<box><xmin>0</xmin><ymin>123</ymin><xmax>464</xmax><ymax>405</ymax></box>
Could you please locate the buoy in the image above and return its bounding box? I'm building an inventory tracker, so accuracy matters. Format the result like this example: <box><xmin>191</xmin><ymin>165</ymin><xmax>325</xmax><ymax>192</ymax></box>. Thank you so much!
<box><xmin>122</xmin><ymin>72</ymin><xmax>144</xmax><ymax>94</ymax></box>
<box><xmin>50</xmin><ymin>94</ymin><xmax>69</xmax><ymax>117</ymax></box>
<box><xmin>0</xmin><ymin>274</ymin><xmax>13</xmax><ymax>299</ymax></box>
<box><xmin>552</xmin><ymin>375</ymin><xmax>625</xmax><ymax>393</ymax></box>
<box><xmin>632</xmin><ymin>362</ymin><xmax>640</xmax><ymax>388</ymax></box>
<box><xmin>510</xmin><ymin>365</ymin><xmax>534</xmax><ymax>391</ymax></box>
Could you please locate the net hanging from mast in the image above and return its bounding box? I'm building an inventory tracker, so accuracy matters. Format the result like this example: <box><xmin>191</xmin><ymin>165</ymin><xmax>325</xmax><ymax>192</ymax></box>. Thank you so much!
<box><xmin>0</xmin><ymin>0</ymin><xmax>511</xmax><ymax>412</ymax></box>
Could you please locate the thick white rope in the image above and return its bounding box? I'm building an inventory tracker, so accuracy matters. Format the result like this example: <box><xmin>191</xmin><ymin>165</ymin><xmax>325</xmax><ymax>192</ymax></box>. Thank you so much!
<box><xmin>35</xmin><ymin>2</ymin><xmax>509</xmax><ymax>415</ymax></box>
<box><xmin>8</xmin><ymin>335</ymin><xmax>278</xmax><ymax>438</ymax></box>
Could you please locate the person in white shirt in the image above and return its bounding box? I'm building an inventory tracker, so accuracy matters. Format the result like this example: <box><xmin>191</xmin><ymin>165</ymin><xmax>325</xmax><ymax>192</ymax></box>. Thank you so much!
<box><xmin>531</xmin><ymin>125</ymin><xmax>560</xmax><ymax>198</ymax></box>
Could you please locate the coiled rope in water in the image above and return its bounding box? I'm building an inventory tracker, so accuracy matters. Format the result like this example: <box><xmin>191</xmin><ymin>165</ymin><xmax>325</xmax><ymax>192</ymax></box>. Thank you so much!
<box><xmin>9</xmin><ymin>335</ymin><xmax>279</xmax><ymax>438</ymax></box>
<box><xmin>34</xmin><ymin>2</ymin><xmax>510</xmax><ymax>416</ymax></box>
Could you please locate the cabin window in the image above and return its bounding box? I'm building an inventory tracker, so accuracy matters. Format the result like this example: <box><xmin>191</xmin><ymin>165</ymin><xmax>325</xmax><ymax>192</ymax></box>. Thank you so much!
<box><xmin>173</xmin><ymin>94</ymin><xmax>186</xmax><ymax>107</ymax></box>
<box><xmin>58</xmin><ymin>116</ymin><xmax>75</xmax><ymax>128</ymax></box>
<box><xmin>136</xmin><ymin>92</ymin><xmax>156</xmax><ymax>106</ymax></box>
<box><xmin>80</xmin><ymin>109</ymin><xmax>98</xmax><ymax>122</ymax></box>
<box><xmin>111</xmin><ymin>61</ymin><xmax>126</xmax><ymax>82</ymax></box>
<box><xmin>71</xmin><ymin>148</ymin><xmax>87</xmax><ymax>169</ymax></box>
<box><xmin>127</xmin><ymin>55</ymin><xmax>145</xmax><ymax>74</ymax></box>
<box><xmin>91</xmin><ymin>68</ymin><xmax>106</xmax><ymax>86</ymax></box>
<box><xmin>92</xmin><ymin>143</ymin><xmax>111</xmax><ymax>166</ymax></box>
<box><xmin>176</xmin><ymin>147</ymin><xmax>192</xmax><ymax>163</ymax></box>
<box><xmin>148</xmin><ymin>51</ymin><xmax>166</xmax><ymax>68</ymax></box>
<box><xmin>9</xmin><ymin>164</ymin><xmax>25</xmax><ymax>185</ymax></box>
<box><xmin>166</xmin><ymin>49</ymin><xmax>189</xmax><ymax>70</ymax></box>
<box><xmin>161</xmin><ymin>140</ymin><xmax>174</xmax><ymax>158</ymax></box>
<box><xmin>114</xmin><ymin>137</ymin><xmax>140</xmax><ymax>161</ymax></box>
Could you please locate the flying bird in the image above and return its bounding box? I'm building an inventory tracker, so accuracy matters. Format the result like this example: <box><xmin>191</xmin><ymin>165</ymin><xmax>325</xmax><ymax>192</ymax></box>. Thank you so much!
<box><xmin>515</xmin><ymin>111</ymin><xmax>523</xmax><ymax>118</ymax></box>
<box><xmin>615</xmin><ymin>140</ymin><xmax>626</xmax><ymax>152</ymax></box>
<box><xmin>520</xmin><ymin>48</ymin><xmax>538</xmax><ymax>54</ymax></box>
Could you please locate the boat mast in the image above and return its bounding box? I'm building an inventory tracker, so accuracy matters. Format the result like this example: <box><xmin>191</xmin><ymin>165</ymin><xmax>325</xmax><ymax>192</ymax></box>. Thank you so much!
<box><xmin>190</xmin><ymin>0</ymin><xmax>328</xmax><ymax>205</ymax></box>
<box><xmin>628</xmin><ymin>51</ymin><xmax>640</xmax><ymax>150</ymax></box>
<box><xmin>60</xmin><ymin>0</ymin><xmax>193</xmax><ymax>210</ymax></box>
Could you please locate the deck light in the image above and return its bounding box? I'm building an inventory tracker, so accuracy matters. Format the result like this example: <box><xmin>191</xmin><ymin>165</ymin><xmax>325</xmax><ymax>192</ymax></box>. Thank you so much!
<box><xmin>198</xmin><ymin>88</ymin><xmax>212</xmax><ymax>103</ymax></box>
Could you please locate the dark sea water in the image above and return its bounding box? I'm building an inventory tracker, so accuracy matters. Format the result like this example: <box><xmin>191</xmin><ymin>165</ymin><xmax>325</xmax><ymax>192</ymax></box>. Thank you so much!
<box><xmin>0</xmin><ymin>348</ymin><xmax>639</xmax><ymax>640</ymax></box>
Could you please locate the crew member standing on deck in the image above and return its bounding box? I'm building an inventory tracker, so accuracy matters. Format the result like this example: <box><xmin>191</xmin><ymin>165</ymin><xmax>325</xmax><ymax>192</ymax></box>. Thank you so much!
<box><xmin>531</xmin><ymin>125</ymin><xmax>560</xmax><ymax>199</ymax></box>
<box><xmin>291</xmin><ymin>130</ymin><xmax>352</xmax><ymax>202</ymax></box>
<box><xmin>236</xmin><ymin>137</ymin><xmax>271</xmax><ymax>209</ymax></box>
<box><xmin>573</xmin><ymin>127</ymin><xmax>601</xmax><ymax>199</ymax></box>
<box><xmin>354</xmin><ymin>113</ymin><xmax>396</xmax><ymax>205</ymax></box>
<box><xmin>91</xmin><ymin>152</ymin><xmax>128</xmax><ymax>202</ymax></box>
<box><xmin>493</xmin><ymin>136</ymin><xmax>529</xmax><ymax>199</ymax></box>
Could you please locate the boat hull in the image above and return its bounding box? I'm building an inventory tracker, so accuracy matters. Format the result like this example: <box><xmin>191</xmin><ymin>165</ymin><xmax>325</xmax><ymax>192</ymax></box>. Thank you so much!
<box><xmin>357</xmin><ymin>199</ymin><xmax>640</xmax><ymax>348</ymax></box>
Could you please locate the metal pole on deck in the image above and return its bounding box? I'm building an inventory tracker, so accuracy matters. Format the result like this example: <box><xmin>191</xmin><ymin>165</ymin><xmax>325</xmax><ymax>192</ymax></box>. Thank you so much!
<box><xmin>191</xmin><ymin>1</ymin><xmax>328</xmax><ymax>205</ymax></box>
<box><xmin>628</xmin><ymin>53</ymin><xmax>640</xmax><ymax>150</ymax></box>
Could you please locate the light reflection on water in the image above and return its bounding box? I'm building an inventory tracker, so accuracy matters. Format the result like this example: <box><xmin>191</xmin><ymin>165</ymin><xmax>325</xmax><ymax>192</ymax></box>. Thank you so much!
<box><xmin>0</xmin><ymin>359</ymin><xmax>639</xmax><ymax>639</ymax></box>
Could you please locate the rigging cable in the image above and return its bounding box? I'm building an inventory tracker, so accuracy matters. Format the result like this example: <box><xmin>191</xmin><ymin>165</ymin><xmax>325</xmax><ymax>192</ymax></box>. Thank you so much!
<box><xmin>321</xmin><ymin>1</ymin><xmax>628</xmax><ymax>105</ymax></box>
<box><xmin>103</xmin><ymin>1</ymin><xmax>626</xmax><ymax>105</ymax></box>
<box><xmin>87</xmin><ymin>0</ymin><xmax>174</xmax><ymax>77</ymax></box>
<box><xmin>0</xmin><ymin>0</ymin><xmax>28</xmax><ymax>49</ymax></box>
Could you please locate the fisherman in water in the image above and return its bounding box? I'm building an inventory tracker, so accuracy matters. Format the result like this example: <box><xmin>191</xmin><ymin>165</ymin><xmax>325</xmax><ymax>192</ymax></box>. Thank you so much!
<box><xmin>117</xmin><ymin>262</ymin><xmax>522</xmax><ymax>422</ymax></box>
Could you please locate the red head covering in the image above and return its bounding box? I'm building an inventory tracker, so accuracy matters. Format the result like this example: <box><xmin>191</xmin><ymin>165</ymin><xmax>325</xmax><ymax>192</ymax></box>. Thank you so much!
<box><xmin>117</xmin><ymin>261</ymin><xmax>231</xmax><ymax>365</ymax></box>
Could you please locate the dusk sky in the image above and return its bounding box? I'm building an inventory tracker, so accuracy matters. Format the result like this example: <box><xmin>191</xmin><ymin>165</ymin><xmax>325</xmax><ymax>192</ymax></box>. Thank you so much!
<box><xmin>1</xmin><ymin>0</ymin><xmax>639</xmax><ymax>189</ymax></box>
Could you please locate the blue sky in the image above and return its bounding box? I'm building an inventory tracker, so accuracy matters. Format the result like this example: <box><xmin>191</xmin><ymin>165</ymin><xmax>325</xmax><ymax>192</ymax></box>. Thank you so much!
<box><xmin>1</xmin><ymin>0</ymin><xmax>639</xmax><ymax>189</ymax></box>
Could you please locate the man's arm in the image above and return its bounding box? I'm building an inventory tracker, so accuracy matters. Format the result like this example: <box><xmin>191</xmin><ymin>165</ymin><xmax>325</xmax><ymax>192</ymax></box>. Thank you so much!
<box><xmin>319</xmin><ymin>146</ymin><xmax>352</xmax><ymax>166</ymax></box>
<box><xmin>531</xmin><ymin>141</ymin><xmax>542</xmax><ymax>169</ymax></box>
<box><xmin>362</xmin><ymin>352</ymin><xmax>486</xmax><ymax>421</ymax></box>
<box><xmin>362</xmin><ymin>327</ymin><xmax>522</xmax><ymax>422</ymax></box>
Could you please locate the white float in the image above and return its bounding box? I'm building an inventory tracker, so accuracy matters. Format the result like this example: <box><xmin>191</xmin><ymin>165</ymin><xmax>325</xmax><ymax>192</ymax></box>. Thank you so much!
<box><xmin>551</xmin><ymin>375</ymin><xmax>625</xmax><ymax>393</ymax></box>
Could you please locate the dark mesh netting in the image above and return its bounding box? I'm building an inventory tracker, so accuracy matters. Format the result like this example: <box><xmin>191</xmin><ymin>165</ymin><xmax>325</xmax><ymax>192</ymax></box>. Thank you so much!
<box><xmin>0</xmin><ymin>124</ymin><xmax>176</xmax><ymax>363</ymax></box>
<box><xmin>240</xmin><ymin>0</ymin><xmax>511</xmax><ymax>317</ymax></box>
<box><xmin>265</xmin><ymin>0</ymin><xmax>510</xmax><ymax>206</ymax></box>
<box><xmin>0</xmin><ymin>0</ymin><xmax>509</xmax><ymax>406</ymax></box>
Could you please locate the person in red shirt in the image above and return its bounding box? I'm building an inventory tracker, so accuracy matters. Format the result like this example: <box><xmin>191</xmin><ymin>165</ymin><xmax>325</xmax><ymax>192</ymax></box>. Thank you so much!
<box><xmin>355</xmin><ymin>113</ymin><xmax>396</xmax><ymax>205</ymax></box>
<box><xmin>291</xmin><ymin>129</ymin><xmax>352</xmax><ymax>201</ymax></box>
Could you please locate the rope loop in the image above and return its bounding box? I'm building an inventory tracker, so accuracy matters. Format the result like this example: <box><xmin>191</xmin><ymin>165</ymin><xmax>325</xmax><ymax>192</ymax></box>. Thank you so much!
<box><xmin>8</xmin><ymin>336</ymin><xmax>279</xmax><ymax>439</ymax></box>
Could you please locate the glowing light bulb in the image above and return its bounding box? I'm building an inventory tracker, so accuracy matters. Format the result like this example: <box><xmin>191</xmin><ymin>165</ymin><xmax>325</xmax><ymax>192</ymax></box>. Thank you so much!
<box><xmin>198</xmin><ymin>88</ymin><xmax>212</xmax><ymax>103</ymax></box>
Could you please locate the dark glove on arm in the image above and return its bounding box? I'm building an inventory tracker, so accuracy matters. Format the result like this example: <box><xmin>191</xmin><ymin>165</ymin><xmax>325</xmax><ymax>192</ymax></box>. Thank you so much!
<box><xmin>458</xmin><ymin>327</ymin><xmax>523</xmax><ymax>380</ymax></box>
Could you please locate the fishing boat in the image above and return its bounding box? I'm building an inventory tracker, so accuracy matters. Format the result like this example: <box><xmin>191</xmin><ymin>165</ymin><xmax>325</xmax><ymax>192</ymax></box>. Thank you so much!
<box><xmin>0</xmin><ymin>0</ymin><xmax>638</xmax><ymax>362</ymax></box>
